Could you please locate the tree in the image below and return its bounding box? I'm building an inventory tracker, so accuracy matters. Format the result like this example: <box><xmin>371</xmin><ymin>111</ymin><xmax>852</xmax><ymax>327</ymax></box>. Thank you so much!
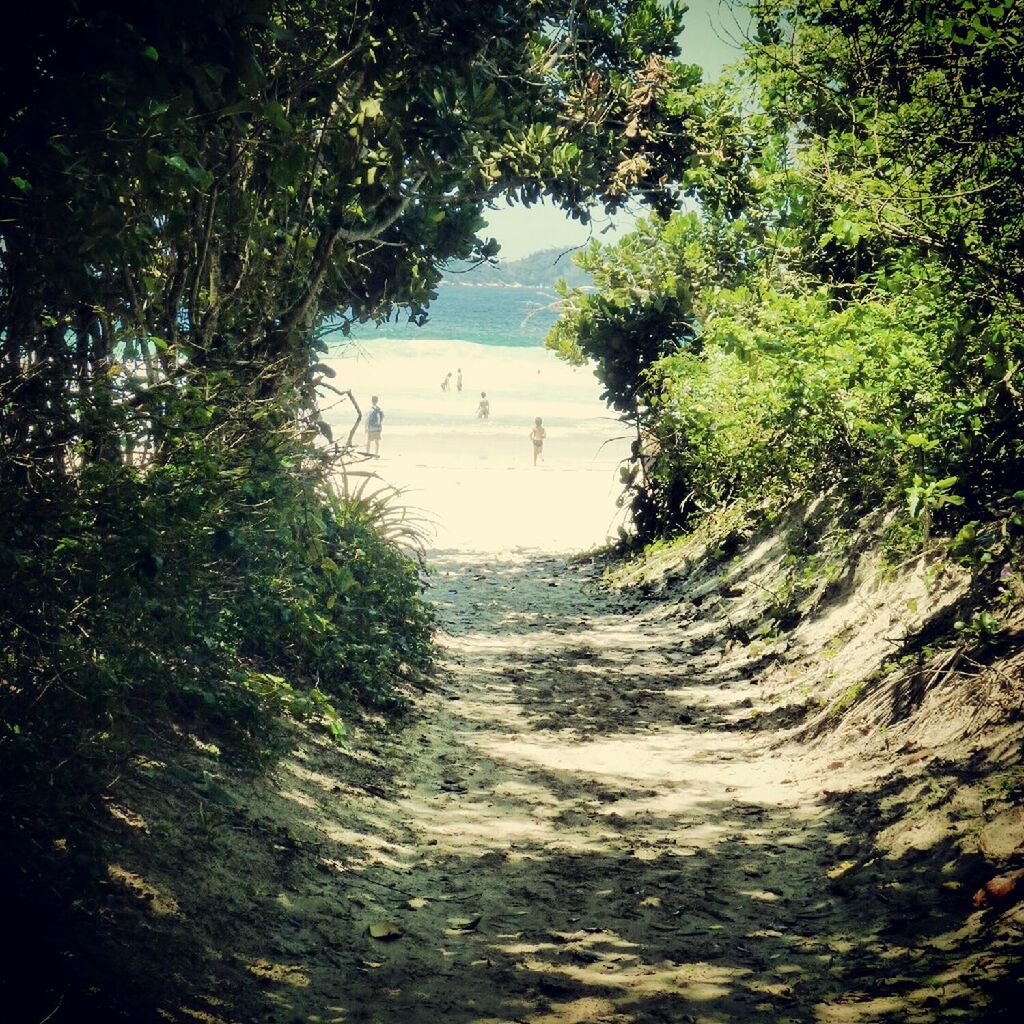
<box><xmin>0</xmin><ymin>1</ymin><xmax>706</xmax><ymax>801</ymax></box>
<box><xmin>549</xmin><ymin>1</ymin><xmax>1024</xmax><ymax>544</ymax></box>
<box><xmin>749</xmin><ymin>0</ymin><xmax>1024</xmax><ymax>305</ymax></box>
<box><xmin>1</xmin><ymin>0</ymin><xmax>697</xmax><ymax>420</ymax></box>
<box><xmin>745</xmin><ymin>0</ymin><xmax>1024</xmax><ymax>517</ymax></box>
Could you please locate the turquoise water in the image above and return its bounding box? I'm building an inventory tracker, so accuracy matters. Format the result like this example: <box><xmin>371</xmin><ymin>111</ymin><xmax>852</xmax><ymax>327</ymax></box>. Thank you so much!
<box><xmin>331</xmin><ymin>283</ymin><xmax>561</xmax><ymax>349</ymax></box>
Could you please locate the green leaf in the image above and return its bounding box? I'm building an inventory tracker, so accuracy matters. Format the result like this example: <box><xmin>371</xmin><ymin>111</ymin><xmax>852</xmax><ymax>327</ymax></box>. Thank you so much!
<box><xmin>335</xmin><ymin>565</ymin><xmax>358</xmax><ymax>594</ymax></box>
<box><xmin>264</xmin><ymin>101</ymin><xmax>293</xmax><ymax>133</ymax></box>
<box><xmin>164</xmin><ymin>155</ymin><xmax>191</xmax><ymax>175</ymax></box>
<box><xmin>142</xmin><ymin>45</ymin><xmax>159</xmax><ymax>61</ymax></box>
<box><xmin>218</xmin><ymin>100</ymin><xmax>254</xmax><ymax>119</ymax></box>
<box><xmin>359</xmin><ymin>97</ymin><xmax>383</xmax><ymax>120</ymax></box>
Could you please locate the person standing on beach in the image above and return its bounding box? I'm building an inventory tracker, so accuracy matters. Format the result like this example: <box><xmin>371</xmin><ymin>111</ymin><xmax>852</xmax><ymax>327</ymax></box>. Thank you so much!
<box><xmin>441</xmin><ymin>372</ymin><xmax>452</xmax><ymax>392</ymax></box>
<box><xmin>456</xmin><ymin>369</ymin><xmax>463</xmax><ymax>393</ymax></box>
<box><xmin>530</xmin><ymin>417</ymin><xmax>546</xmax><ymax>465</ymax></box>
<box><xmin>477</xmin><ymin>392</ymin><xmax>490</xmax><ymax>419</ymax></box>
<box><xmin>365</xmin><ymin>395</ymin><xmax>384</xmax><ymax>456</ymax></box>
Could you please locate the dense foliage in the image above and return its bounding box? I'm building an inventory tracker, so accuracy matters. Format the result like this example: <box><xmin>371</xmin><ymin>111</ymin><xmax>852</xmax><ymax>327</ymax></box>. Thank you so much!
<box><xmin>1</xmin><ymin>0</ymin><xmax>699</xmax><ymax>819</ymax></box>
<box><xmin>549</xmin><ymin>0</ymin><xmax>1024</xmax><ymax>558</ymax></box>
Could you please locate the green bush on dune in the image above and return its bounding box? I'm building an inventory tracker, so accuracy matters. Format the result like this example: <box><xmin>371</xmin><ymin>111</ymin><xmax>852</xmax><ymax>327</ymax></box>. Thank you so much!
<box><xmin>549</xmin><ymin>1</ymin><xmax>1024</xmax><ymax>565</ymax></box>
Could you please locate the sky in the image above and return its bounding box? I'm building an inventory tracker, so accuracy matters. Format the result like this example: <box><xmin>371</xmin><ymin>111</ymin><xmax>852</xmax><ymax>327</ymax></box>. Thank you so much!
<box><xmin>481</xmin><ymin>0</ymin><xmax>747</xmax><ymax>261</ymax></box>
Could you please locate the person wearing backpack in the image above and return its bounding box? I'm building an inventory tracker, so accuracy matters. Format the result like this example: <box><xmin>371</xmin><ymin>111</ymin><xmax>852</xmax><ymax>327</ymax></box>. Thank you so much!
<box><xmin>365</xmin><ymin>395</ymin><xmax>384</xmax><ymax>455</ymax></box>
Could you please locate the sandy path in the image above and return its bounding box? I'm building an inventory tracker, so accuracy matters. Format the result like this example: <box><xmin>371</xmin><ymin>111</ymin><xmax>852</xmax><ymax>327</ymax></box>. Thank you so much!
<box><xmin>202</xmin><ymin>548</ymin><xmax>1006</xmax><ymax>1024</ymax></box>
<box><xmin>90</xmin><ymin>542</ymin><xmax>1021</xmax><ymax>1024</ymax></box>
<box><xmin>375</xmin><ymin>551</ymin><xmax>830</xmax><ymax>1024</ymax></box>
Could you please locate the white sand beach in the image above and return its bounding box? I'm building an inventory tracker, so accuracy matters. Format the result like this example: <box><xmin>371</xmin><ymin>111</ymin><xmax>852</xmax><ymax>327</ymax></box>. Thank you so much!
<box><xmin>320</xmin><ymin>339</ymin><xmax>632</xmax><ymax>554</ymax></box>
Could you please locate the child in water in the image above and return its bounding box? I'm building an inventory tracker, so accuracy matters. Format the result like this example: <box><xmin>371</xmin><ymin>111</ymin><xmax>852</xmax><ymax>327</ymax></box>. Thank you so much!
<box><xmin>530</xmin><ymin>416</ymin><xmax>546</xmax><ymax>465</ymax></box>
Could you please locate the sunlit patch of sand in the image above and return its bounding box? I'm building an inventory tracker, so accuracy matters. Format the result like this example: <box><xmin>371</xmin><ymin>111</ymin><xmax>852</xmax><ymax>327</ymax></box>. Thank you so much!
<box><xmin>175</xmin><ymin>1010</ymin><xmax>226</xmax><ymax>1023</ymax></box>
<box><xmin>284</xmin><ymin>761</ymin><xmax>346</xmax><ymax>791</ymax></box>
<box><xmin>740</xmin><ymin>889</ymin><xmax>782</xmax><ymax>902</ymax></box>
<box><xmin>518</xmin><ymin>954</ymin><xmax>746</xmax><ymax>1000</ymax></box>
<box><xmin>396</xmin><ymin>795</ymin><xmax>612</xmax><ymax>856</ymax></box>
<box><xmin>245</xmin><ymin>957</ymin><xmax>310</xmax><ymax>987</ymax></box>
<box><xmin>176</xmin><ymin>995</ymin><xmax>229</xmax><ymax>1024</ymax></box>
<box><xmin>522</xmin><ymin>996</ymin><xmax>622</xmax><ymax>1023</ymax></box>
<box><xmin>814</xmin><ymin>995</ymin><xmax>907</xmax><ymax>1022</ymax></box>
<box><xmin>469</xmin><ymin>730</ymin><xmax>826</xmax><ymax>810</ymax></box>
<box><xmin>106</xmin><ymin>801</ymin><xmax>150</xmax><ymax>833</ymax></box>
<box><xmin>319</xmin><ymin>823</ymin><xmax>418</xmax><ymax>869</ymax></box>
<box><xmin>498</xmin><ymin>929</ymin><xmax>640</xmax><ymax>958</ymax></box>
<box><xmin>107</xmin><ymin>863</ymin><xmax>180</xmax><ymax>915</ymax></box>
<box><xmin>279</xmin><ymin>787</ymin><xmax>318</xmax><ymax>810</ymax></box>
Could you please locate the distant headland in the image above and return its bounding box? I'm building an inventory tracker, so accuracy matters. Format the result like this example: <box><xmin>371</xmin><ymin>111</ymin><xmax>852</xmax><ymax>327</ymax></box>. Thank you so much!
<box><xmin>444</xmin><ymin>247</ymin><xmax>593</xmax><ymax>290</ymax></box>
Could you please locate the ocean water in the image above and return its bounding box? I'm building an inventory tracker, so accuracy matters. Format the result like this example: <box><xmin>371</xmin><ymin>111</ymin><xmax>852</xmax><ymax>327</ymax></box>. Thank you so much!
<box><xmin>331</xmin><ymin>282</ymin><xmax>563</xmax><ymax>349</ymax></box>
<box><xmin>322</xmin><ymin>285</ymin><xmax>619</xmax><ymax>458</ymax></box>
